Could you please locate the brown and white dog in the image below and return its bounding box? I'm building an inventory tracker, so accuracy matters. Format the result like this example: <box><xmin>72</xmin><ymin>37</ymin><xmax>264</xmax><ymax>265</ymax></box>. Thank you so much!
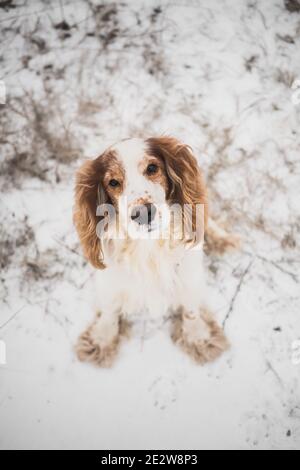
<box><xmin>74</xmin><ymin>136</ymin><xmax>238</xmax><ymax>367</ymax></box>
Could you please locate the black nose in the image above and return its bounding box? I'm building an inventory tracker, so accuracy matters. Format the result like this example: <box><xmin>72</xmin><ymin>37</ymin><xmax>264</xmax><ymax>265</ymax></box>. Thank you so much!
<box><xmin>131</xmin><ymin>203</ymin><xmax>157</xmax><ymax>225</ymax></box>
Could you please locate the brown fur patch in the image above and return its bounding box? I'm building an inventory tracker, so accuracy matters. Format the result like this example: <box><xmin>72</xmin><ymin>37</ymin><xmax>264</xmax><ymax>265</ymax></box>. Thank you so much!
<box><xmin>140</xmin><ymin>154</ymin><xmax>169</xmax><ymax>193</ymax></box>
<box><xmin>146</xmin><ymin>136</ymin><xmax>208</xmax><ymax>246</ymax></box>
<box><xmin>73</xmin><ymin>150</ymin><xmax>123</xmax><ymax>269</ymax></box>
<box><xmin>171</xmin><ymin>307</ymin><xmax>230</xmax><ymax>365</ymax></box>
<box><xmin>75</xmin><ymin>316</ymin><xmax>131</xmax><ymax>367</ymax></box>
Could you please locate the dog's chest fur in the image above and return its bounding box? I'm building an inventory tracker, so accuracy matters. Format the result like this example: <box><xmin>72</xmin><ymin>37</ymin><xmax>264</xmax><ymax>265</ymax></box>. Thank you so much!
<box><xmin>94</xmin><ymin>240</ymin><xmax>204</xmax><ymax>320</ymax></box>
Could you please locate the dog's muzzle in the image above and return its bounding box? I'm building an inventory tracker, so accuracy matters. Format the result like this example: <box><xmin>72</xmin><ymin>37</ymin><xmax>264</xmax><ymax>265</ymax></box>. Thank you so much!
<box><xmin>130</xmin><ymin>203</ymin><xmax>157</xmax><ymax>226</ymax></box>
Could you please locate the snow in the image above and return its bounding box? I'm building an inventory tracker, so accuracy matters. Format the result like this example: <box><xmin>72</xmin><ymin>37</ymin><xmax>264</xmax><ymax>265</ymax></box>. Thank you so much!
<box><xmin>0</xmin><ymin>0</ymin><xmax>300</xmax><ymax>450</ymax></box>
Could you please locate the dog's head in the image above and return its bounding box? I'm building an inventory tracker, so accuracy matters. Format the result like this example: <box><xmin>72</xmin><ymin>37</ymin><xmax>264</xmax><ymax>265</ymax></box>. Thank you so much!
<box><xmin>74</xmin><ymin>136</ymin><xmax>208</xmax><ymax>268</ymax></box>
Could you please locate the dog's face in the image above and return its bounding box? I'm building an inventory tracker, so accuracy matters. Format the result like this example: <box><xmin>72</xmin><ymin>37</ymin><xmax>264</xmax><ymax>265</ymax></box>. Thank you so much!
<box><xmin>74</xmin><ymin>136</ymin><xmax>208</xmax><ymax>268</ymax></box>
<box><xmin>100</xmin><ymin>139</ymin><xmax>169</xmax><ymax>237</ymax></box>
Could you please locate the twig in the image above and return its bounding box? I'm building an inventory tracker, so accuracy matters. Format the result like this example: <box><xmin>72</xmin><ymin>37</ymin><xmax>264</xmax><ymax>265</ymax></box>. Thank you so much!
<box><xmin>0</xmin><ymin>305</ymin><xmax>25</xmax><ymax>330</ymax></box>
<box><xmin>265</xmin><ymin>359</ymin><xmax>284</xmax><ymax>389</ymax></box>
<box><xmin>53</xmin><ymin>237</ymin><xmax>81</xmax><ymax>256</ymax></box>
<box><xmin>243</xmin><ymin>250</ymin><xmax>299</xmax><ymax>283</ymax></box>
<box><xmin>260</xmin><ymin>256</ymin><xmax>299</xmax><ymax>283</ymax></box>
<box><xmin>223</xmin><ymin>259</ymin><xmax>254</xmax><ymax>328</ymax></box>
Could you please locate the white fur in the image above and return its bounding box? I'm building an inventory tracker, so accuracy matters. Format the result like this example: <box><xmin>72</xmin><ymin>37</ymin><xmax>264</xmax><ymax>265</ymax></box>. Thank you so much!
<box><xmin>114</xmin><ymin>138</ymin><xmax>166</xmax><ymax>205</ymax></box>
<box><xmin>94</xmin><ymin>239</ymin><xmax>206</xmax><ymax>322</ymax></box>
<box><xmin>113</xmin><ymin>138</ymin><xmax>168</xmax><ymax>239</ymax></box>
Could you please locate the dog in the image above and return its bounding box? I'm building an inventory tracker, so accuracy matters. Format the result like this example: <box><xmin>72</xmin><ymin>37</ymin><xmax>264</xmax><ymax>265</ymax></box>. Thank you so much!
<box><xmin>74</xmin><ymin>136</ymin><xmax>239</xmax><ymax>367</ymax></box>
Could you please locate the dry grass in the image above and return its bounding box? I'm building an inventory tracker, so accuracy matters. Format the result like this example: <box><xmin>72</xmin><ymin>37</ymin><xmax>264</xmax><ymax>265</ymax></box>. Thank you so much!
<box><xmin>0</xmin><ymin>89</ymin><xmax>81</xmax><ymax>191</ymax></box>
<box><xmin>0</xmin><ymin>215</ymin><xmax>35</xmax><ymax>271</ymax></box>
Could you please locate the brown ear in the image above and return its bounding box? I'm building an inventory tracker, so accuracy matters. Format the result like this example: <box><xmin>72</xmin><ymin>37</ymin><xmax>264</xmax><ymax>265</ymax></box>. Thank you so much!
<box><xmin>147</xmin><ymin>136</ymin><xmax>208</xmax><ymax>244</ymax></box>
<box><xmin>73</xmin><ymin>157</ymin><xmax>108</xmax><ymax>269</ymax></box>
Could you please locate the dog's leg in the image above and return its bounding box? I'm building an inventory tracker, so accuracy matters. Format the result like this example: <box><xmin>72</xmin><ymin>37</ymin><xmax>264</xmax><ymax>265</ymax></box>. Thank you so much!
<box><xmin>171</xmin><ymin>307</ymin><xmax>229</xmax><ymax>364</ymax></box>
<box><xmin>76</xmin><ymin>310</ymin><xmax>130</xmax><ymax>367</ymax></box>
<box><xmin>205</xmin><ymin>217</ymin><xmax>240</xmax><ymax>255</ymax></box>
<box><xmin>171</xmin><ymin>250</ymin><xmax>229</xmax><ymax>363</ymax></box>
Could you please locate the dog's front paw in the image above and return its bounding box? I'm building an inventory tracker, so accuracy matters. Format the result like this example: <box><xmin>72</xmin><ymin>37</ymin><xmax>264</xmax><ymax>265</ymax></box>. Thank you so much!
<box><xmin>171</xmin><ymin>309</ymin><xmax>230</xmax><ymax>365</ymax></box>
<box><xmin>76</xmin><ymin>327</ymin><xmax>120</xmax><ymax>367</ymax></box>
<box><xmin>76</xmin><ymin>317</ymin><xmax>131</xmax><ymax>367</ymax></box>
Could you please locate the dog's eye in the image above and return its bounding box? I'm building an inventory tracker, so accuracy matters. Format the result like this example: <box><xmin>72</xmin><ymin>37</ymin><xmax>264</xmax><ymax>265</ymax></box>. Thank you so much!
<box><xmin>146</xmin><ymin>164</ymin><xmax>159</xmax><ymax>175</ymax></box>
<box><xmin>109</xmin><ymin>179</ymin><xmax>120</xmax><ymax>188</ymax></box>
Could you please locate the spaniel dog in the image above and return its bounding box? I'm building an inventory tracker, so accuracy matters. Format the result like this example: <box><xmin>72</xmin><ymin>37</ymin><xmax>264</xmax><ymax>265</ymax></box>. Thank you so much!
<box><xmin>74</xmin><ymin>136</ymin><xmax>238</xmax><ymax>367</ymax></box>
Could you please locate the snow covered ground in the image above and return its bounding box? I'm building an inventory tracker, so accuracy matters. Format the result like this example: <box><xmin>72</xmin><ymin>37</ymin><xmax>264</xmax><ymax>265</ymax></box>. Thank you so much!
<box><xmin>1</xmin><ymin>0</ymin><xmax>300</xmax><ymax>450</ymax></box>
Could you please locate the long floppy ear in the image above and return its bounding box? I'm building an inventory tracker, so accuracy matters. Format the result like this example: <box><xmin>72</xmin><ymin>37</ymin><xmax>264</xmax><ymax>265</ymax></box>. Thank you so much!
<box><xmin>147</xmin><ymin>136</ymin><xmax>208</xmax><ymax>245</ymax></box>
<box><xmin>73</xmin><ymin>157</ymin><xmax>108</xmax><ymax>269</ymax></box>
